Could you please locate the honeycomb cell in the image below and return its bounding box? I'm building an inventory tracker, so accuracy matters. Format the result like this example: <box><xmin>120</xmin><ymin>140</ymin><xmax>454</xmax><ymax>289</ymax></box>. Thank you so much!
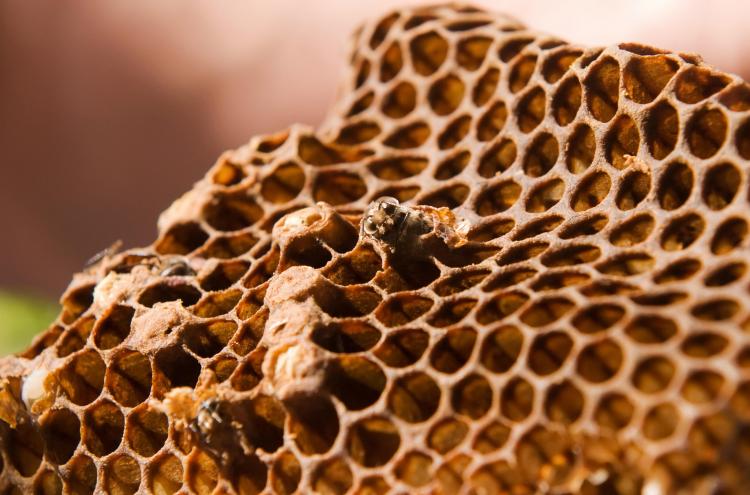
<box><xmin>478</xmin><ymin>138</ymin><xmax>516</xmax><ymax>178</ymax></box>
<box><xmin>34</xmin><ymin>470</ymin><xmax>63</xmax><ymax>495</ymax></box>
<box><xmin>523</xmin><ymin>132</ymin><xmax>558</xmax><ymax>177</ymax></box>
<box><xmin>83</xmin><ymin>399</ymin><xmax>125</xmax><ymax>456</ymax></box>
<box><xmin>631</xmin><ymin>356</ymin><xmax>675</xmax><ymax>394</ymax></box>
<box><xmin>711</xmin><ymin>217</ymin><xmax>748</xmax><ymax>254</ymax></box>
<box><xmin>313</xmin><ymin>171</ymin><xmax>368</xmax><ymax>205</ymax></box>
<box><xmin>514</xmin><ymin>427</ymin><xmax>574</xmax><ymax>486</ymax></box>
<box><xmin>139</xmin><ymin>282</ymin><xmax>201</xmax><ymax>308</ymax></box>
<box><xmin>104</xmin><ymin>455</ymin><xmax>141</xmax><ymax>495</ymax></box>
<box><xmin>383</xmin><ymin>121</ymin><xmax>431</xmax><ymax>149</ymax></box>
<box><xmin>203</xmin><ymin>192</ymin><xmax>263</xmax><ymax>231</ymax></box>
<box><xmin>155</xmin><ymin>346</ymin><xmax>201</xmax><ymax>392</ymax></box>
<box><xmin>625</xmin><ymin>315</ymin><xmax>678</xmax><ymax>344</ymax></box>
<box><xmin>59</xmin><ymin>349</ymin><xmax>106</xmax><ymax>406</ymax></box>
<box><xmin>379</xmin><ymin>42</ymin><xmax>403</xmax><ymax>82</ymax></box>
<box><xmin>675</xmin><ymin>66</ymin><xmax>731</xmax><ymax>103</ymax></box>
<box><xmin>451</xmin><ymin>373</ymin><xmax>492</xmax><ymax>419</ymax></box>
<box><xmin>499</xmin><ymin>37</ymin><xmax>533</xmax><ymax>62</ymax></box>
<box><xmin>187</xmin><ymin>450</ymin><xmax>219</xmax><ymax>495</ymax></box>
<box><xmin>704</xmin><ymin>261</ymin><xmax>746</xmax><ymax>287</ymax></box>
<box><xmin>691</xmin><ymin>297</ymin><xmax>740</xmax><ymax>321</ymax></box>
<box><xmin>261</xmin><ymin>161</ymin><xmax>305</xmax><ymax>204</ymax></box>
<box><xmin>456</xmin><ymin>36</ymin><xmax>492</xmax><ymax>70</ymax></box>
<box><xmin>681</xmin><ymin>370</ymin><xmax>725</xmax><ymax>404</ymax></box>
<box><xmin>576</xmin><ymin>339</ymin><xmax>623</xmax><ymax>383</ymax></box>
<box><xmin>594</xmin><ymin>392</ymin><xmax>634</xmax><ymax>431</ymax></box>
<box><xmin>528</xmin><ymin>331</ymin><xmax>573</xmax><ymax>375</ymax></box>
<box><xmin>394</xmin><ymin>451</ymin><xmax>432</xmax><ymax>487</ymax></box>
<box><xmin>374</xmin><ymin>329</ymin><xmax>428</xmax><ymax>367</ymax></box>
<box><xmin>516</xmin><ymin>86</ymin><xmax>546</xmax><ymax>133</ymax></box>
<box><xmin>571</xmin><ymin>171</ymin><xmax>610</xmax><ymax>211</ymax></box>
<box><xmin>183</xmin><ymin>320</ymin><xmax>237</xmax><ymax>358</ymax></box>
<box><xmin>623</xmin><ymin>55</ymin><xmax>678</xmax><ymax>103</ymax></box>
<box><xmin>542</xmin><ymin>48</ymin><xmax>582</xmax><ymax>83</ymax></box>
<box><xmin>126</xmin><ymin>404</ymin><xmax>168</xmax><ymax>457</ymax></box>
<box><xmin>438</xmin><ymin>115</ymin><xmax>471</xmax><ymax>149</ymax></box>
<box><xmin>541</xmin><ymin>243</ymin><xmax>601</xmax><ymax>267</ymax></box>
<box><xmin>500</xmin><ymin>377</ymin><xmax>534</xmax><ymax>421</ymax></box>
<box><xmin>93</xmin><ymin>304</ymin><xmax>135</xmax><ymax>350</ymax></box>
<box><xmin>435</xmin><ymin>150</ymin><xmax>471</xmax><ymax>180</ymax></box>
<box><xmin>156</xmin><ymin>222</ymin><xmax>209</xmax><ymax>255</ymax></box>
<box><xmin>552</xmin><ymin>76</ymin><xmax>582</xmax><ymax>126</ymax></box>
<box><xmin>572</xmin><ymin>303</ymin><xmax>625</xmax><ymax>334</ymax></box>
<box><xmin>702</xmin><ymin>162</ymin><xmax>740</xmax><ymax>210</ymax></box>
<box><xmin>40</xmin><ymin>408</ymin><xmax>80</xmax><ymax>464</ymax></box>
<box><xmin>525</xmin><ymin>178</ymin><xmax>564</xmax><ymax>213</ymax></box>
<box><xmin>430</xmin><ymin>327</ymin><xmax>477</xmax><ymax>373</ymax></box>
<box><xmin>585</xmin><ymin>56</ymin><xmax>620</xmax><ymax>122</ymax></box>
<box><xmin>428</xmin><ymin>418</ymin><xmax>469</xmax><ymax>454</ymax></box>
<box><xmin>288</xmin><ymin>395</ymin><xmax>340</xmax><ymax>455</ymax></box>
<box><xmin>60</xmin><ymin>284</ymin><xmax>95</xmax><ymax>325</ymax></box>
<box><xmin>420</xmin><ymin>183</ymin><xmax>470</xmax><ymax>209</ymax></box>
<box><xmin>271</xmin><ymin>451</ymin><xmax>301</xmax><ymax>495</ymax></box>
<box><xmin>645</xmin><ymin>100</ymin><xmax>679</xmax><ymax>159</ymax></box>
<box><xmin>428</xmin><ymin>74</ymin><xmax>465</xmax><ymax>115</ymax></box>
<box><xmin>643</xmin><ymin>403</ymin><xmax>680</xmax><ymax>440</ymax></box>
<box><xmin>67</xmin><ymin>454</ymin><xmax>97</xmax><ymax>494</ymax></box>
<box><xmin>375</xmin><ymin>294</ymin><xmax>433</xmax><ymax>327</ymax></box>
<box><xmin>660</xmin><ymin>213</ymin><xmax>705</xmax><ymax>251</ymax></box>
<box><xmin>544</xmin><ymin>380</ymin><xmax>584</xmax><ymax>425</ymax></box>
<box><xmin>512</xmin><ymin>214</ymin><xmax>563</xmax><ymax>241</ymax></box>
<box><xmin>387</xmin><ymin>372</ymin><xmax>441</xmax><ymax>423</ymax></box>
<box><xmin>658</xmin><ymin>161</ymin><xmax>693</xmax><ymax>210</ymax></box>
<box><xmin>410</xmin><ymin>31</ymin><xmax>449</xmax><ymax>76</ymax></box>
<box><xmin>565</xmin><ymin>123</ymin><xmax>596</xmax><ymax>173</ymax></box>
<box><xmin>369</xmin><ymin>12</ymin><xmax>399</xmax><ymax>49</ymax></box>
<box><xmin>605</xmin><ymin>114</ymin><xmax>640</xmax><ymax>169</ymax></box>
<box><xmin>475</xmin><ymin>179</ymin><xmax>521</xmax><ymax>215</ymax></box>
<box><xmin>327</xmin><ymin>356</ymin><xmax>386</xmax><ymax>410</ymax></box>
<box><xmin>149</xmin><ymin>454</ymin><xmax>183</xmax><ymax>495</ymax></box>
<box><xmin>472</xmin><ymin>67</ymin><xmax>500</xmax><ymax>106</ymax></box>
<box><xmin>506</xmin><ymin>54</ymin><xmax>535</xmax><ymax>93</ymax></box>
<box><xmin>473</xmin><ymin>421</ymin><xmax>511</xmax><ymax>454</ymax></box>
<box><xmin>467</xmin><ymin>217</ymin><xmax>515</xmax><ymax>241</ymax></box>
<box><xmin>519</xmin><ymin>297</ymin><xmax>574</xmax><ymax>327</ymax></box>
<box><xmin>477</xmin><ymin>101</ymin><xmax>508</xmax><ymax>141</ymax></box>
<box><xmin>312</xmin><ymin>320</ymin><xmax>381</xmax><ymax>354</ymax></box>
<box><xmin>596</xmin><ymin>251</ymin><xmax>654</xmax><ymax>276</ymax></box>
<box><xmin>346</xmin><ymin>417</ymin><xmax>400</xmax><ymax>467</ymax></box>
<box><xmin>382</xmin><ymin>81</ymin><xmax>417</xmax><ymax>118</ymax></box>
<box><xmin>686</xmin><ymin>107</ymin><xmax>728</xmax><ymax>158</ymax></box>
<box><xmin>610</xmin><ymin>213</ymin><xmax>655</xmax><ymax>247</ymax></box>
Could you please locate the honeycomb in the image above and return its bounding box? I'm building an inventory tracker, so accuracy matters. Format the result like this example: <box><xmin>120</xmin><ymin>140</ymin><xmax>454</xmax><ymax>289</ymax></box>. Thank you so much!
<box><xmin>2</xmin><ymin>3</ymin><xmax>750</xmax><ymax>494</ymax></box>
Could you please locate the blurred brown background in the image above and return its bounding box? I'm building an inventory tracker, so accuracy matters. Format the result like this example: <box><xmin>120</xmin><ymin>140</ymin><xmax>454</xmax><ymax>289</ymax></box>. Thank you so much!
<box><xmin>2</xmin><ymin>0</ymin><xmax>750</xmax><ymax>299</ymax></box>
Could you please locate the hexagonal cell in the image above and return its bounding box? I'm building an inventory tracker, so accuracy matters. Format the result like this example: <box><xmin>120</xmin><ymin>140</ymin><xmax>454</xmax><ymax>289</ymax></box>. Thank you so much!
<box><xmin>126</xmin><ymin>404</ymin><xmax>168</xmax><ymax>458</ymax></box>
<box><xmin>83</xmin><ymin>399</ymin><xmax>125</xmax><ymax>456</ymax></box>
<box><xmin>40</xmin><ymin>407</ymin><xmax>80</xmax><ymax>465</ymax></box>
<box><xmin>387</xmin><ymin>372</ymin><xmax>441</xmax><ymax>423</ymax></box>
<box><xmin>346</xmin><ymin>417</ymin><xmax>401</xmax><ymax>467</ymax></box>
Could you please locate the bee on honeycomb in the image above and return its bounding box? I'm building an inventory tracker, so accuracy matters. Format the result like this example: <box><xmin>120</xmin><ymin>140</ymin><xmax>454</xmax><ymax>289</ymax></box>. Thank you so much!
<box><xmin>1</xmin><ymin>3</ymin><xmax>750</xmax><ymax>494</ymax></box>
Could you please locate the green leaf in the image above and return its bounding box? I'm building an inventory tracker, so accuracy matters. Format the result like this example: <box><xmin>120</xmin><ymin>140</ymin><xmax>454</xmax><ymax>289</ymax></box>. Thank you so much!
<box><xmin>0</xmin><ymin>291</ymin><xmax>58</xmax><ymax>356</ymax></box>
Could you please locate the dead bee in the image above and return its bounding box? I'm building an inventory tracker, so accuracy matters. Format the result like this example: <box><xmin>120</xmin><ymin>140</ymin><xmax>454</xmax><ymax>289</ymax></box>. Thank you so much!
<box><xmin>84</xmin><ymin>240</ymin><xmax>123</xmax><ymax>269</ymax></box>
<box><xmin>189</xmin><ymin>398</ymin><xmax>251</xmax><ymax>463</ymax></box>
<box><xmin>361</xmin><ymin>197</ymin><xmax>431</xmax><ymax>250</ymax></box>
<box><xmin>160</xmin><ymin>259</ymin><xmax>196</xmax><ymax>277</ymax></box>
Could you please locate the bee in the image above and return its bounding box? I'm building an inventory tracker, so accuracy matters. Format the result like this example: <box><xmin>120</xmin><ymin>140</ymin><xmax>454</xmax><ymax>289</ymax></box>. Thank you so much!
<box><xmin>361</xmin><ymin>197</ymin><xmax>431</xmax><ymax>250</ymax></box>
<box><xmin>84</xmin><ymin>240</ymin><xmax>123</xmax><ymax>269</ymax></box>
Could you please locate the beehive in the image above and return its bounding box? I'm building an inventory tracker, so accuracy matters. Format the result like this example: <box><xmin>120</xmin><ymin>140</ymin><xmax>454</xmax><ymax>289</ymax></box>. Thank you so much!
<box><xmin>2</xmin><ymin>3</ymin><xmax>750</xmax><ymax>494</ymax></box>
